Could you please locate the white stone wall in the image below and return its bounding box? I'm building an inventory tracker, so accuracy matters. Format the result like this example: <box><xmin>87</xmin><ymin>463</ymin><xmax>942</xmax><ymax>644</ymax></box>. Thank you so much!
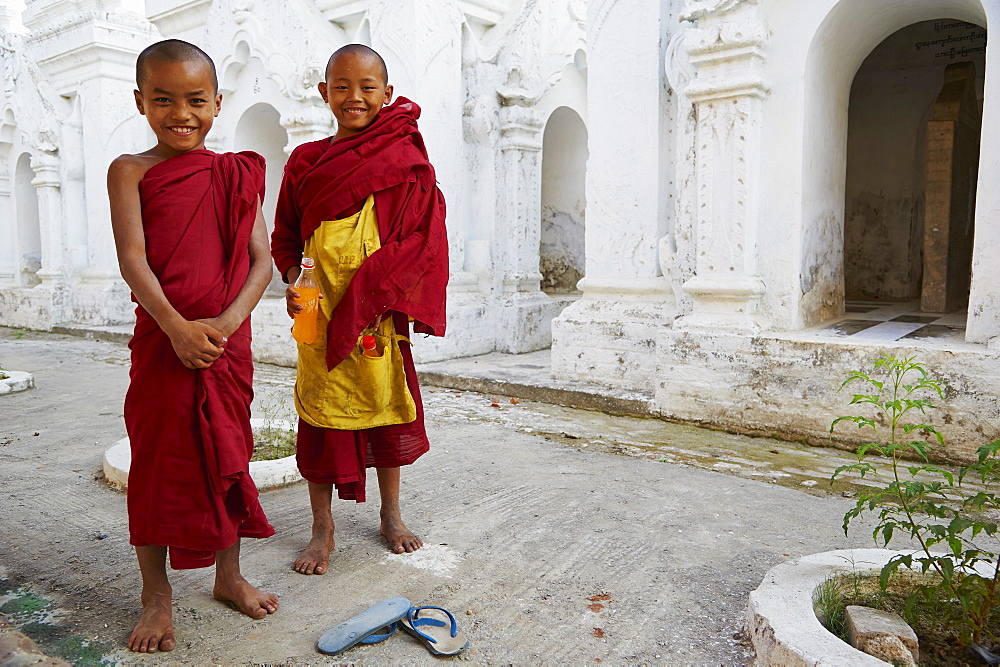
<box><xmin>2</xmin><ymin>0</ymin><xmax>1000</xmax><ymax>457</ymax></box>
<box><xmin>649</xmin><ymin>0</ymin><xmax>1000</xmax><ymax>459</ymax></box>
<box><xmin>0</xmin><ymin>0</ymin><xmax>589</xmax><ymax>363</ymax></box>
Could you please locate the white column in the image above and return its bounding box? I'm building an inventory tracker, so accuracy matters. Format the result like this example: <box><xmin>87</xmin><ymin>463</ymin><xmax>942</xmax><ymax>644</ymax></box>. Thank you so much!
<box><xmin>490</xmin><ymin>95</ymin><xmax>560</xmax><ymax>352</ymax></box>
<box><xmin>673</xmin><ymin>6</ymin><xmax>770</xmax><ymax>334</ymax></box>
<box><xmin>30</xmin><ymin>149</ymin><xmax>65</xmax><ymax>284</ymax></box>
<box><xmin>0</xmin><ymin>160</ymin><xmax>14</xmax><ymax>283</ymax></box>
<box><xmin>967</xmin><ymin>16</ymin><xmax>1000</xmax><ymax>343</ymax></box>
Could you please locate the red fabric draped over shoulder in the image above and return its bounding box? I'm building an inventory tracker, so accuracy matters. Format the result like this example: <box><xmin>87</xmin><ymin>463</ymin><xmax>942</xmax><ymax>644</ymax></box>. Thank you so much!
<box><xmin>126</xmin><ymin>150</ymin><xmax>274</xmax><ymax>570</ymax></box>
<box><xmin>271</xmin><ymin>97</ymin><xmax>449</xmax><ymax>370</ymax></box>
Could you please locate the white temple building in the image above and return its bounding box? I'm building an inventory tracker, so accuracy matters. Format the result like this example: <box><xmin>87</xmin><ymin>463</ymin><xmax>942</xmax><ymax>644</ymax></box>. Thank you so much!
<box><xmin>1</xmin><ymin>0</ymin><xmax>998</xmax><ymax>459</ymax></box>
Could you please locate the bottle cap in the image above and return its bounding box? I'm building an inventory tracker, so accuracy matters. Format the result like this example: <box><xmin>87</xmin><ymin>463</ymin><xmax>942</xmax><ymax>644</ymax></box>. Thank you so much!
<box><xmin>301</xmin><ymin>257</ymin><xmax>315</xmax><ymax>268</ymax></box>
<box><xmin>362</xmin><ymin>334</ymin><xmax>376</xmax><ymax>350</ymax></box>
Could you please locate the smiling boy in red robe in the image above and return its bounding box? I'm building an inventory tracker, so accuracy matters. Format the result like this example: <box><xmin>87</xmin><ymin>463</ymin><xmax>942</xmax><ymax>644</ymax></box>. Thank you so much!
<box><xmin>271</xmin><ymin>44</ymin><xmax>448</xmax><ymax>575</ymax></box>
<box><xmin>107</xmin><ymin>39</ymin><xmax>277</xmax><ymax>653</ymax></box>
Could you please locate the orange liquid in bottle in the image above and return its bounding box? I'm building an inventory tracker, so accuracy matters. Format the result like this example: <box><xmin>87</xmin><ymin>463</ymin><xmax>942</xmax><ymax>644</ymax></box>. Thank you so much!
<box><xmin>362</xmin><ymin>334</ymin><xmax>381</xmax><ymax>357</ymax></box>
<box><xmin>292</xmin><ymin>286</ymin><xmax>321</xmax><ymax>344</ymax></box>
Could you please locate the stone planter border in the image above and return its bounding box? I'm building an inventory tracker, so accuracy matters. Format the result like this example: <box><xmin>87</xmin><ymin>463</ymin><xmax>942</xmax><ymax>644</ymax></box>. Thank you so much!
<box><xmin>102</xmin><ymin>418</ymin><xmax>301</xmax><ymax>492</ymax></box>
<box><xmin>746</xmin><ymin>548</ymin><xmax>905</xmax><ymax>666</ymax></box>
<box><xmin>0</xmin><ymin>371</ymin><xmax>34</xmax><ymax>395</ymax></box>
<box><xmin>747</xmin><ymin>548</ymin><xmax>997</xmax><ymax>665</ymax></box>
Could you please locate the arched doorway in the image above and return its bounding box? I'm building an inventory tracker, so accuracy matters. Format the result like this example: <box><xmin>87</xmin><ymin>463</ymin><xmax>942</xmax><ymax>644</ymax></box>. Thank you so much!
<box><xmin>799</xmin><ymin>0</ymin><xmax>991</xmax><ymax>334</ymax></box>
<box><xmin>234</xmin><ymin>103</ymin><xmax>287</xmax><ymax>294</ymax></box>
<box><xmin>14</xmin><ymin>152</ymin><xmax>40</xmax><ymax>286</ymax></box>
<box><xmin>844</xmin><ymin>19</ymin><xmax>985</xmax><ymax>313</ymax></box>
<box><xmin>539</xmin><ymin>106</ymin><xmax>587</xmax><ymax>300</ymax></box>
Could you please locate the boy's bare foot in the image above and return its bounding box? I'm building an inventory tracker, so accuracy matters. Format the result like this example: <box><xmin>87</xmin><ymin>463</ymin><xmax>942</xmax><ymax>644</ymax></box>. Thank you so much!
<box><xmin>128</xmin><ymin>588</ymin><xmax>176</xmax><ymax>653</ymax></box>
<box><xmin>293</xmin><ymin>527</ymin><xmax>335</xmax><ymax>575</ymax></box>
<box><xmin>381</xmin><ymin>514</ymin><xmax>422</xmax><ymax>553</ymax></box>
<box><xmin>213</xmin><ymin>576</ymin><xmax>279</xmax><ymax>619</ymax></box>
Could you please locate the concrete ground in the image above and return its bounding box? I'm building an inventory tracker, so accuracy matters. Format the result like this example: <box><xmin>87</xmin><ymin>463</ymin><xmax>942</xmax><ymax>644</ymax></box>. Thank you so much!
<box><xmin>0</xmin><ymin>326</ymin><xmax>883</xmax><ymax>664</ymax></box>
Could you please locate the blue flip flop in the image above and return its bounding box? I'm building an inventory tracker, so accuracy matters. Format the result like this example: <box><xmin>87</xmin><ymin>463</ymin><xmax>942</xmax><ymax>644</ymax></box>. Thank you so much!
<box><xmin>317</xmin><ymin>596</ymin><xmax>412</xmax><ymax>656</ymax></box>
<box><xmin>400</xmin><ymin>605</ymin><xmax>471</xmax><ymax>656</ymax></box>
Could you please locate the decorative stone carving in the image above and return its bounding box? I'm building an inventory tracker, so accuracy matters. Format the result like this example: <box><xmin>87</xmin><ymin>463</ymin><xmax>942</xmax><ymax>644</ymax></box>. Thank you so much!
<box><xmin>24</xmin><ymin>9</ymin><xmax>152</xmax><ymax>41</ymax></box>
<box><xmin>23</xmin><ymin>5</ymin><xmax>159</xmax><ymax>95</ymax></box>
<box><xmin>280</xmin><ymin>105</ymin><xmax>334</xmax><ymax>153</ymax></box>
<box><xmin>207</xmin><ymin>0</ymin><xmax>337</xmax><ymax>106</ymax></box>
<box><xmin>665</xmin><ymin>27</ymin><xmax>695</xmax><ymax>94</ymax></box>
<box><xmin>585</xmin><ymin>175</ymin><xmax>658</xmax><ymax>278</ymax></box>
<box><xmin>680</xmin><ymin>0</ymin><xmax>757</xmax><ymax>22</ymax></box>
<box><xmin>497</xmin><ymin>101</ymin><xmax>543</xmax><ymax>151</ymax></box>
<box><xmin>675</xmin><ymin>3</ymin><xmax>769</xmax><ymax>333</ymax></box>
<box><xmin>684</xmin><ymin>20</ymin><xmax>768</xmax><ymax>101</ymax></box>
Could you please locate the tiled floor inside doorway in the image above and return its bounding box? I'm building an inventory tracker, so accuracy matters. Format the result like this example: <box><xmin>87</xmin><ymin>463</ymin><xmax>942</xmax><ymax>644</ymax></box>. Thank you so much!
<box><xmin>806</xmin><ymin>299</ymin><xmax>967</xmax><ymax>343</ymax></box>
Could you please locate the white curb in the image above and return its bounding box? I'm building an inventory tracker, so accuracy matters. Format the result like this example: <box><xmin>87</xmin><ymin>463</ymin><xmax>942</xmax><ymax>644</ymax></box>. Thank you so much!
<box><xmin>103</xmin><ymin>418</ymin><xmax>302</xmax><ymax>492</ymax></box>
<box><xmin>745</xmin><ymin>549</ymin><xmax>906</xmax><ymax>666</ymax></box>
<box><xmin>0</xmin><ymin>370</ymin><xmax>34</xmax><ymax>395</ymax></box>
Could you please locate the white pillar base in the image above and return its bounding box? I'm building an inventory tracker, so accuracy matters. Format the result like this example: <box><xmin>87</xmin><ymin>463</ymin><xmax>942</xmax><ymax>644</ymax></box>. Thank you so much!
<box><xmin>551</xmin><ymin>276</ymin><xmax>674</xmax><ymax>392</ymax></box>
<box><xmin>674</xmin><ymin>273</ymin><xmax>767</xmax><ymax>334</ymax></box>
<box><xmin>496</xmin><ymin>290</ymin><xmax>564</xmax><ymax>354</ymax></box>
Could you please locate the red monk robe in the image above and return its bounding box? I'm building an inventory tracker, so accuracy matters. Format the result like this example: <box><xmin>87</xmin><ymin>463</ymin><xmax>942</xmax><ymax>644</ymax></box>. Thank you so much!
<box><xmin>271</xmin><ymin>97</ymin><xmax>448</xmax><ymax>502</ymax></box>
<box><xmin>126</xmin><ymin>150</ymin><xmax>274</xmax><ymax>570</ymax></box>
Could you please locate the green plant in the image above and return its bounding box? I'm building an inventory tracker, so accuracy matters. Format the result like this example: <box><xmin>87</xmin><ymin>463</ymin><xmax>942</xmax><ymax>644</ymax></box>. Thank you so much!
<box><xmin>815</xmin><ymin>576</ymin><xmax>848</xmax><ymax>638</ymax></box>
<box><xmin>252</xmin><ymin>393</ymin><xmax>296</xmax><ymax>462</ymax></box>
<box><xmin>831</xmin><ymin>354</ymin><xmax>1000</xmax><ymax>645</ymax></box>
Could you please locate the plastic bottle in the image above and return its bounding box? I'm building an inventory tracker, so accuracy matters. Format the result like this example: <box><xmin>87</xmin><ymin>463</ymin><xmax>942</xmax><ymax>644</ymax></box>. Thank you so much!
<box><xmin>292</xmin><ymin>258</ymin><xmax>320</xmax><ymax>344</ymax></box>
<box><xmin>361</xmin><ymin>334</ymin><xmax>381</xmax><ymax>358</ymax></box>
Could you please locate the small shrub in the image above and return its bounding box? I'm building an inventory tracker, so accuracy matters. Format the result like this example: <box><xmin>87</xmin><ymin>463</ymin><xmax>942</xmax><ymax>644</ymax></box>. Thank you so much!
<box><xmin>831</xmin><ymin>354</ymin><xmax>1000</xmax><ymax>646</ymax></box>
<box><xmin>252</xmin><ymin>393</ymin><xmax>296</xmax><ymax>462</ymax></box>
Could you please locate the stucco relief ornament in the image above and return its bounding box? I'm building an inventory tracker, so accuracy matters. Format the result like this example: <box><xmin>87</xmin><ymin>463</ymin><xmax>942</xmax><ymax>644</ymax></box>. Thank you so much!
<box><xmin>280</xmin><ymin>104</ymin><xmax>333</xmax><ymax>132</ymax></box>
<box><xmin>25</xmin><ymin>10</ymin><xmax>152</xmax><ymax>42</ymax></box>
<box><xmin>233</xmin><ymin>0</ymin><xmax>254</xmax><ymax>24</ymax></box>
<box><xmin>0</xmin><ymin>30</ymin><xmax>23</xmax><ymax>96</ymax></box>
<box><xmin>496</xmin><ymin>68</ymin><xmax>543</xmax><ymax>151</ymax></box>
<box><xmin>33</xmin><ymin>127</ymin><xmax>58</xmax><ymax>156</ymax></box>
<box><xmin>665</xmin><ymin>28</ymin><xmax>696</xmax><ymax>94</ymax></box>
<box><xmin>462</xmin><ymin>94</ymin><xmax>497</xmax><ymax>142</ymax></box>
<box><xmin>680</xmin><ymin>0</ymin><xmax>757</xmax><ymax>22</ymax></box>
<box><xmin>298</xmin><ymin>65</ymin><xmax>324</xmax><ymax>94</ymax></box>
<box><xmin>497</xmin><ymin>66</ymin><xmax>542</xmax><ymax>107</ymax></box>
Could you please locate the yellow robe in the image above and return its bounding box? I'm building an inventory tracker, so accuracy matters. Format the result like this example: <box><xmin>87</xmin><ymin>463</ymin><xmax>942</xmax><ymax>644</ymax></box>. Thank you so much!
<box><xmin>294</xmin><ymin>195</ymin><xmax>416</xmax><ymax>430</ymax></box>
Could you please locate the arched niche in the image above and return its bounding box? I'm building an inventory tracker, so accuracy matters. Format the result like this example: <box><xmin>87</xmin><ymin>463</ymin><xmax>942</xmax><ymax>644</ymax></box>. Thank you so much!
<box><xmin>800</xmin><ymin>0</ymin><xmax>991</xmax><ymax>329</ymax></box>
<box><xmin>222</xmin><ymin>40</ymin><xmax>251</xmax><ymax>94</ymax></box>
<box><xmin>844</xmin><ymin>20</ymin><xmax>985</xmax><ymax>312</ymax></box>
<box><xmin>0</xmin><ymin>108</ymin><xmax>15</xmax><ymax>145</ymax></box>
<box><xmin>540</xmin><ymin>106</ymin><xmax>587</xmax><ymax>295</ymax></box>
<box><xmin>234</xmin><ymin>102</ymin><xmax>287</xmax><ymax>293</ymax></box>
<box><xmin>14</xmin><ymin>152</ymin><xmax>40</xmax><ymax>286</ymax></box>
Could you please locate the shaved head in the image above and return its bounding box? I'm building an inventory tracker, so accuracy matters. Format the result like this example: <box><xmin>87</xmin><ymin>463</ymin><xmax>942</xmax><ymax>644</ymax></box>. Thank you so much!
<box><xmin>326</xmin><ymin>44</ymin><xmax>389</xmax><ymax>85</ymax></box>
<box><xmin>136</xmin><ymin>39</ymin><xmax>218</xmax><ymax>92</ymax></box>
